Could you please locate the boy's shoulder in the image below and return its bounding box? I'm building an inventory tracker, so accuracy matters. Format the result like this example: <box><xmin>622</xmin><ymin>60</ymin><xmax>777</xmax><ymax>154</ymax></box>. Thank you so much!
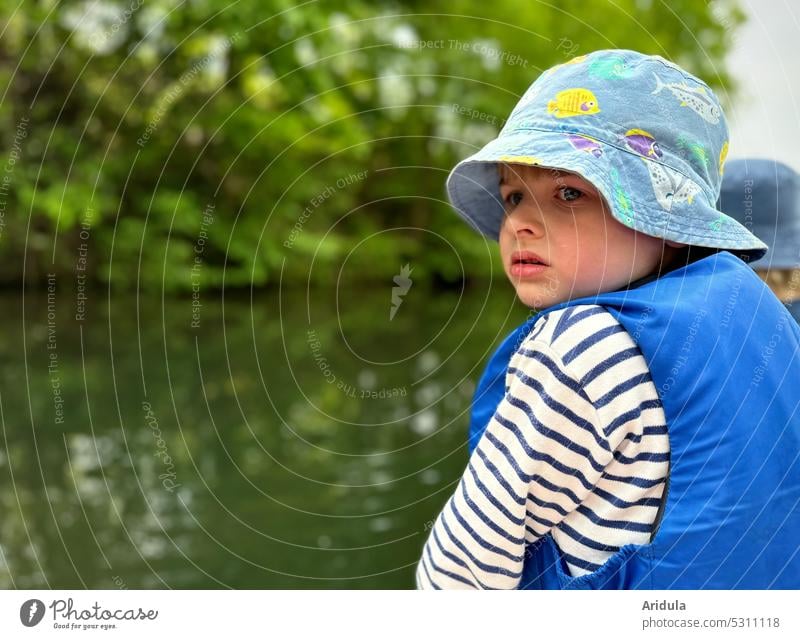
<box><xmin>525</xmin><ymin>303</ymin><xmax>621</xmax><ymax>349</ymax></box>
<box><xmin>511</xmin><ymin>303</ymin><xmax>647</xmax><ymax>383</ymax></box>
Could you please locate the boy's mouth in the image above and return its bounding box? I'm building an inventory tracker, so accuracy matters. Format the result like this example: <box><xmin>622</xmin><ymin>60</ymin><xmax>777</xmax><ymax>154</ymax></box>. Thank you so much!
<box><xmin>510</xmin><ymin>251</ymin><xmax>549</xmax><ymax>277</ymax></box>
<box><xmin>510</xmin><ymin>251</ymin><xmax>549</xmax><ymax>266</ymax></box>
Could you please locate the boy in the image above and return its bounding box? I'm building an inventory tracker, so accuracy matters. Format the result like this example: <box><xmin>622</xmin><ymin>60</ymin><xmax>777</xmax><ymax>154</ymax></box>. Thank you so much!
<box><xmin>417</xmin><ymin>49</ymin><xmax>800</xmax><ymax>589</ymax></box>
<box><xmin>718</xmin><ymin>159</ymin><xmax>800</xmax><ymax>324</ymax></box>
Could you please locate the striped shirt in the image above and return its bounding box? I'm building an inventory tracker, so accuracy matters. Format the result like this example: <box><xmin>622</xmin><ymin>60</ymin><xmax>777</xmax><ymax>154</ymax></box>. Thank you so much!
<box><xmin>416</xmin><ymin>304</ymin><xmax>670</xmax><ymax>589</ymax></box>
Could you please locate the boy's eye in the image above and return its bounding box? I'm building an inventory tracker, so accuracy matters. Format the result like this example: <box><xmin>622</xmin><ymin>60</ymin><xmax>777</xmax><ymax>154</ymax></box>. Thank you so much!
<box><xmin>504</xmin><ymin>191</ymin><xmax>524</xmax><ymax>207</ymax></box>
<box><xmin>558</xmin><ymin>186</ymin><xmax>583</xmax><ymax>202</ymax></box>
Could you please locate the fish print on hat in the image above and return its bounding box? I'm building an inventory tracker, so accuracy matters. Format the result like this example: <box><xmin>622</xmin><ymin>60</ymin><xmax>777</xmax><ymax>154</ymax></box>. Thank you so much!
<box><xmin>566</xmin><ymin>134</ymin><xmax>603</xmax><ymax>158</ymax></box>
<box><xmin>624</xmin><ymin>129</ymin><xmax>663</xmax><ymax>158</ymax></box>
<box><xmin>547</xmin><ymin>88</ymin><xmax>600</xmax><ymax>118</ymax></box>
<box><xmin>651</xmin><ymin>73</ymin><xmax>721</xmax><ymax>124</ymax></box>
<box><xmin>624</xmin><ymin>128</ymin><xmax>702</xmax><ymax>210</ymax></box>
<box><xmin>650</xmin><ymin>55</ymin><xmax>687</xmax><ymax>74</ymax></box>
<box><xmin>498</xmin><ymin>155</ymin><xmax>543</xmax><ymax>165</ymax></box>
<box><xmin>643</xmin><ymin>162</ymin><xmax>702</xmax><ymax>211</ymax></box>
<box><xmin>709</xmin><ymin>213</ymin><xmax>728</xmax><ymax>232</ymax></box>
<box><xmin>718</xmin><ymin>141</ymin><xmax>729</xmax><ymax>176</ymax></box>
<box><xmin>609</xmin><ymin>168</ymin><xmax>635</xmax><ymax>225</ymax></box>
<box><xmin>588</xmin><ymin>55</ymin><xmax>634</xmax><ymax>79</ymax></box>
<box><xmin>675</xmin><ymin>134</ymin><xmax>709</xmax><ymax>168</ymax></box>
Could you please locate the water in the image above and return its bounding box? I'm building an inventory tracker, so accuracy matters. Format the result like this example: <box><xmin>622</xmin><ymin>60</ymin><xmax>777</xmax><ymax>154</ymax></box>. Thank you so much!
<box><xmin>0</xmin><ymin>281</ymin><xmax>529</xmax><ymax>588</ymax></box>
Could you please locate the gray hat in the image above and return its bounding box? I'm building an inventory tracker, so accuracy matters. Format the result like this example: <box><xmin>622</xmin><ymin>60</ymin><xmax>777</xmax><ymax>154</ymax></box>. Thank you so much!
<box><xmin>717</xmin><ymin>159</ymin><xmax>800</xmax><ymax>269</ymax></box>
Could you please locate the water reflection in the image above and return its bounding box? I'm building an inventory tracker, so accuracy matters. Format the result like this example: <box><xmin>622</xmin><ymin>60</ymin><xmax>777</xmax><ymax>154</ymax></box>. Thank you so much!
<box><xmin>0</xmin><ymin>283</ymin><xmax>527</xmax><ymax>588</ymax></box>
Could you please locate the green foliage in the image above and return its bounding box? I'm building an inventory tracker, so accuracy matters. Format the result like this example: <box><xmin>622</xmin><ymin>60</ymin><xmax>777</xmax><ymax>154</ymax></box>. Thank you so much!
<box><xmin>0</xmin><ymin>0</ymin><xmax>744</xmax><ymax>291</ymax></box>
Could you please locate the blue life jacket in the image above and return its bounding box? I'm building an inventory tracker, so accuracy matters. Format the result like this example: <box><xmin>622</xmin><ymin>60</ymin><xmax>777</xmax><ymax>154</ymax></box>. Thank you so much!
<box><xmin>468</xmin><ymin>251</ymin><xmax>800</xmax><ymax>588</ymax></box>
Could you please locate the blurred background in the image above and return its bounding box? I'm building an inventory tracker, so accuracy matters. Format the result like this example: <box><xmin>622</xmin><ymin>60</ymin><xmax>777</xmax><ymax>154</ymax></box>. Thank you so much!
<box><xmin>0</xmin><ymin>0</ymin><xmax>795</xmax><ymax>588</ymax></box>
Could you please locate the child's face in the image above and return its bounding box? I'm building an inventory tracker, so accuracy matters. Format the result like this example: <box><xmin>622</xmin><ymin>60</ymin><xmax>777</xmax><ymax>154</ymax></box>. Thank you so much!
<box><xmin>498</xmin><ymin>163</ymin><xmax>678</xmax><ymax>309</ymax></box>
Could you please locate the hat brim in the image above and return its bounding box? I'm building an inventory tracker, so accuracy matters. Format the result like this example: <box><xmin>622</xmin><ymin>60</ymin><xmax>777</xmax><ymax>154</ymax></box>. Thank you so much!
<box><xmin>446</xmin><ymin>129</ymin><xmax>768</xmax><ymax>261</ymax></box>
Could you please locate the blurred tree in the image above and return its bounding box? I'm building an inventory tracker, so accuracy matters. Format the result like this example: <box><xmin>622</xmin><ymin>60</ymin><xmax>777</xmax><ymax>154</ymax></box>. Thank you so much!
<box><xmin>0</xmin><ymin>0</ymin><xmax>745</xmax><ymax>292</ymax></box>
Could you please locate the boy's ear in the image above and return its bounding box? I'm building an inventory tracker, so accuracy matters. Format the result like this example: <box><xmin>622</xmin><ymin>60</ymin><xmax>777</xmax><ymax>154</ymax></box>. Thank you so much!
<box><xmin>665</xmin><ymin>240</ymin><xmax>687</xmax><ymax>248</ymax></box>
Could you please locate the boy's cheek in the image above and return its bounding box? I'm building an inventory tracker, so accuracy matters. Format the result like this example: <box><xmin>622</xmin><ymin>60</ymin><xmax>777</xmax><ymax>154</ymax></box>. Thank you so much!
<box><xmin>497</xmin><ymin>215</ymin><xmax>511</xmax><ymax>240</ymax></box>
<box><xmin>497</xmin><ymin>234</ymin><xmax>513</xmax><ymax>265</ymax></box>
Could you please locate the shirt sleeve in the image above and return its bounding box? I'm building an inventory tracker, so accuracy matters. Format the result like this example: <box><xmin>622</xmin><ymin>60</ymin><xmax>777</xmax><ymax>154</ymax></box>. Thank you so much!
<box><xmin>416</xmin><ymin>337</ymin><xmax>615</xmax><ymax>590</ymax></box>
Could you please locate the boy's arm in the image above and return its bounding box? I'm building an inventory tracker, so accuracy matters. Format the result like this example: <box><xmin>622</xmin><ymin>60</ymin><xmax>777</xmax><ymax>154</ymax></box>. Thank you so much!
<box><xmin>416</xmin><ymin>338</ymin><xmax>614</xmax><ymax>590</ymax></box>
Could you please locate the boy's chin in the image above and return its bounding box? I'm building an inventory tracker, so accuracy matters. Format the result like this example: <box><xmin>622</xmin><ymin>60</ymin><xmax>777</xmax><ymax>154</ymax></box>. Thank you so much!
<box><xmin>513</xmin><ymin>287</ymin><xmax>564</xmax><ymax>311</ymax></box>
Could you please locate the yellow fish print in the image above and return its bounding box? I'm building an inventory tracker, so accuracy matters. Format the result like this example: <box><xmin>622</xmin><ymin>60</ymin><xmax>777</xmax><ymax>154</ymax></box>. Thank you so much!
<box><xmin>718</xmin><ymin>140</ymin><xmax>729</xmax><ymax>176</ymax></box>
<box><xmin>547</xmin><ymin>88</ymin><xmax>600</xmax><ymax>118</ymax></box>
<box><xmin>498</xmin><ymin>155</ymin><xmax>543</xmax><ymax>165</ymax></box>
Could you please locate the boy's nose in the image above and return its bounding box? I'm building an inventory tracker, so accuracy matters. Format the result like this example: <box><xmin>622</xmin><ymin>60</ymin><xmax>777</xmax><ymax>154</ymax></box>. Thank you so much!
<box><xmin>504</xmin><ymin>208</ymin><xmax>546</xmax><ymax>237</ymax></box>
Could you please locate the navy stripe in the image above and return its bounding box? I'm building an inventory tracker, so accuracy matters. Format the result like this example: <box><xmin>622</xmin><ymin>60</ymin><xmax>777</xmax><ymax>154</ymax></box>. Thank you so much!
<box><xmin>496</xmin><ymin>400</ymin><xmax>608</xmax><ymax>472</ymax></box>
<box><xmin>527</xmin><ymin>491</ymin><xmax>570</xmax><ymax>518</ymax></box>
<box><xmin>425</xmin><ymin>531</ymin><xmax>480</xmax><ymax>588</ymax></box>
<box><xmin>449</xmin><ymin>499</ymin><xmax>523</xmax><ymax>563</ymax></box>
<box><xmin>530</xmin><ymin>473</ymin><xmax>583</xmax><ymax>505</ymax></box>
<box><xmin>527</xmin><ymin>314</ymin><xmax>549</xmax><ymax>342</ymax></box>
<box><xmin>601</xmin><ymin>471</ymin><xmax>665</xmax><ymax>489</ymax></box>
<box><xmin>485</xmin><ymin>427</ymin><xmax>597</xmax><ymax>493</ymax></box>
<box><xmin>576</xmin><ymin>504</ymin><xmax>653</xmax><ymax>533</ymax></box>
<box><xmin>623</xmin><ymin>424</ymin><xmax>668</xmax><ymax>443</ymax></box>
<box><xmin>561</xmin><ymin>550</ymin><xmax>604</xmax><ymax>572</ymax></box>
<box><xmin>557</xmin><ymin>521</ymin><xmax>621</xmax><ymax>553</ymax></box>
<box><xmin>563</xmin><ymin>324</ymin><xmax>625</xmax><ymax>364</ymax></box>
<box><xmin>474</xmin><ymin>448</ymin><xmax>527</xmax><ymax>509</ymax></box>
<box><xmin>514</xmin><ymin>349</ymin><xmax>593</xmax><ymax>403</ymax></box>
<box><xmin>593</xmin><ymin>372</ymin><xmax>653</xmax><ymax>408</ymax></box>
<box><xmin>504</xmin><ymin>370</ymin><xmax>611</xmax><ymax>452</ymax></box>
<box><xmin>431</xmin><ymin>527</ymin><xmax>490</xmax><ymax>588</ymax></box>
<box><xmin>440</xmin><ymin>515</ymin><xmax>522</xmax><ymax>578</ymax></box>
<box><xmin>419</xmin><ymin>554</ymin><xmax>442</xmax><ymax>589</ymax></box>
<box><xmin>580</xmin><ymin>346</ymin><xmax>642</xmax><ymax>385</ymax></box>
<box><xmin>613</xmin><ymin>450</ymin><xmax>670</xmax><ymax>464</ymax></box>
<box><xmin>468</xmin><ymin>460</ymin><xmax>526</xmax><ymax>526</ymax></box>
<box><xmin>425</xmin><ymin>538</ymin><xmax>475</xmax><ymax>588</ymax></box>
<box><xmin>459</xmin><ymin>480</ymin><xmax>525</xmax><ymax>545</ymax></box>
<box><xmin>591</xmin><ymin>484</ymin><xmax>662</xmax><ymax>509</ymax></box>
<box><xmin>551</xmin><ymin>306</ymin><xmax>577</xmax><ymax>340</ymax></box>
<box><xmin>552</xmin><ymin>305</ymin><xmax>607</xmax><ymax>341</ymax></box>
<box><xmin>605</xmin><ymin>399</ymin><xmax>664</xmax><ymax>437</ymax></box>
<box><xmin>487</xmin><ymin>440</ymin><xmax>587</xmax><ymax>508</ymax></box>
<box><xmin>527</xmin><ymin>510</ymin><xmax>557</xmax><ymax>529</ymax></box>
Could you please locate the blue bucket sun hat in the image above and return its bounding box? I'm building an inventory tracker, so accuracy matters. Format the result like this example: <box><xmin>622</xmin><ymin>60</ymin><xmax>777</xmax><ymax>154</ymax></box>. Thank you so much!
<box><xmin>717</xmin><ymin>158</ymin><xmax>800</xmax><ymax>269</ymax></box>
<box><xmin>446</xmin><ymin>49</ymin><xmax>768</xmax><ymax>262</ymax></box>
